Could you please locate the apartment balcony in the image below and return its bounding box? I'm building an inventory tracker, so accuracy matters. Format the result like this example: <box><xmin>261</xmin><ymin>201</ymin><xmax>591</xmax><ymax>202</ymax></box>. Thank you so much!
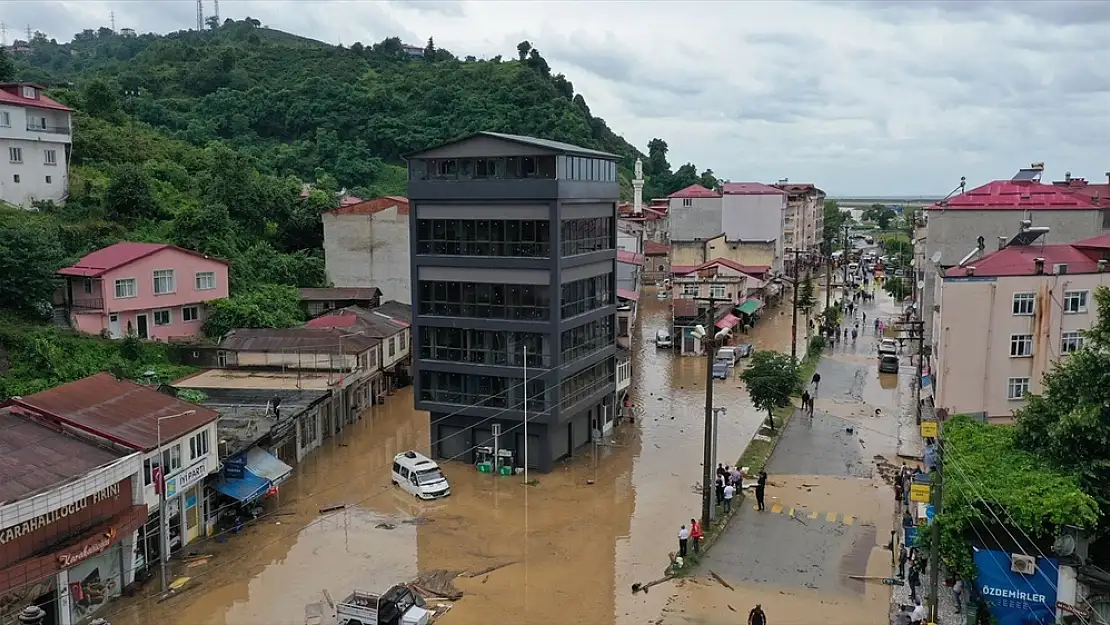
<box><xmin>68</xmin><ymin>297</ymin><xmax>105</xmax><ymax>311</ymax></box>
<box><xmin>27</xmin><ymin>124</ymin><xmax>71</xmax><ymax>136</ymax></box>
<box><xmin>616</xmin><ymin>352</ymin><xmax>632</xmax><ymax>392</ymax></box>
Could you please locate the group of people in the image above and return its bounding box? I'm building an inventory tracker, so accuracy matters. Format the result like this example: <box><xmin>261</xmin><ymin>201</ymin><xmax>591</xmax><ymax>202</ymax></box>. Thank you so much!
<box><xmin>676</xmin><ymin>518</ymin><xmax>704</xmax><ymax>557</ymax></box>
<box><xmin>715</xmin><ymin>463</ymin><xmax>743</xmax><ymax>513</ymax></box>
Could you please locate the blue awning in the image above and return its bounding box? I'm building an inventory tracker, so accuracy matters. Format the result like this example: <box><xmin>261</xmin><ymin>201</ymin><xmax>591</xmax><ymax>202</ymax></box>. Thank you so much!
<box><xmin>246</xmin><ymin>447</ymin><xmax>293</xmax><ymax>486</ymax></box>
<box><xmin>214</xmin><ymin>471</ymin><xmax>270</xmax><ymax>504</ymax></box>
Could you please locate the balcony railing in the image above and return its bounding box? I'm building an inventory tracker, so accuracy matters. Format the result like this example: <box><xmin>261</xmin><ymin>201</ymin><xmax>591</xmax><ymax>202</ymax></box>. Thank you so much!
<box><xmin>26</xmin><ymin>124</ymin><xmax>70</xmax><ymax>134</ymax></box>
<box><xmin>68</xmin><ymin>297</ymin><xmax>105</xmax><ymax>310</ymax></box>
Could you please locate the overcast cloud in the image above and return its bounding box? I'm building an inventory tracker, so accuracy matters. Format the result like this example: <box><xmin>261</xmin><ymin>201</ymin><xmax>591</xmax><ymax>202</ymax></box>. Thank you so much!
<box><xmin>3</xmin><ymin>0</ymin><xmax>1108</xmax><ymax>195</ymax></box>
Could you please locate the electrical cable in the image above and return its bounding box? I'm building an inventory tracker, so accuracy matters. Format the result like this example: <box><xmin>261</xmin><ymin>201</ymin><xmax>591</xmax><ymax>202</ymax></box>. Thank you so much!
<box><xmin>7</xmin><ymin>371</ymin><xmax>619</xmax><ymax>619</ymax></box>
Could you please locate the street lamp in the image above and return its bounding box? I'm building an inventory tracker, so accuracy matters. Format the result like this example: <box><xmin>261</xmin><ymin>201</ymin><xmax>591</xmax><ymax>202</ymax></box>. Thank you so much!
<box><xmin>157</xmin><ymin>409</ymin><xmax>196</xmax><ymax>593</ymax></box>
<box><xmin>691</xmin><ymin>323</ymin><xmax>732</xmax><ymax>530</ymax></box>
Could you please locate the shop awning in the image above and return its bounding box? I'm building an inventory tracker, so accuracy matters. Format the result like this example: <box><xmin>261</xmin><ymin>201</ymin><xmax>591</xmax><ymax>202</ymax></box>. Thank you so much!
<box><xmin>246</xmin><ymin>447</ymin><xmax>293</xmax><ymax>486</ymax></box>
<box><xmin>715</xmin><ymin>313</ymin><xmax>741</xmax><ymax>330</ymax></box>
<box><xmin>617</xmin><ymin>288</ymin><xmax>640</xmax><ymax>301</ymax></box>
<box><xmin>213</xmin><ymin>471</ymin><xmax>270</xmax><ymax>504</ymax></box>
<box><xmin>736</xmin><ymin>298</ymin><xmax>763</xmax><ymax>315</ymax></box>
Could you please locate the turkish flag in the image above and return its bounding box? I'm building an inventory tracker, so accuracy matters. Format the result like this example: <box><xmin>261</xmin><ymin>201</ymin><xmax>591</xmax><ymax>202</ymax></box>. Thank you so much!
<box><xmin>153</xmin><ymin>467</ymin><xmax>163</xmax><ymax>495</ymax></box>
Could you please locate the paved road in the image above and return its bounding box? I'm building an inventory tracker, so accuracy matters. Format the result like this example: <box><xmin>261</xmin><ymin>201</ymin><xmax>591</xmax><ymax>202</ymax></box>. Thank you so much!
<box><xmin>697</xmin><ymin>286</ymin><xmax>907</xmax><ymax>596</ymax></box>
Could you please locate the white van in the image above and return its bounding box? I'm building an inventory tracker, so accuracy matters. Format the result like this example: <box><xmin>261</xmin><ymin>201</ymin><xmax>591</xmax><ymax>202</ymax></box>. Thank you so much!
<box><xmin>392</xmin><ymin>451</ymin><xmax>450</xmax><ymax>500</ymax></box>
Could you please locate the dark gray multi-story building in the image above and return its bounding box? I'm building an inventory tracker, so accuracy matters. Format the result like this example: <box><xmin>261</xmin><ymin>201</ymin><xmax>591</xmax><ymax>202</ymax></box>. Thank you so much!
<box><xmin>406</xmin><ymin>132</ymin><xmax>620</xmax><ymax>472</ymax></box>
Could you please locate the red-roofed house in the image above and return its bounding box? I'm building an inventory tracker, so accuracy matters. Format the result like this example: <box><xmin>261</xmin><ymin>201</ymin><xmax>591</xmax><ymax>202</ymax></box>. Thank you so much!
<box><xmin>55</xmin><ymin>242</ymin><xmax>230</xmax><ymax>340</ymax></box>
<box><xmin>322</xmin><ymin>196</ymin><xmax>411</xmax><ymax>302</ymax></box>
<box><xmin>934</xmin><ymin>231</ymin><xmax>1110</xmax><ymax>423</ymax></box>
<box><xmin>0</xmin><ymin>83</ymin><xmax>73</xmax><ymax>207</ymax></box>
<box><xmin>920</xmin><ymin>166</ymin><xmax>1110</xmax><ymax>356</ymax></box>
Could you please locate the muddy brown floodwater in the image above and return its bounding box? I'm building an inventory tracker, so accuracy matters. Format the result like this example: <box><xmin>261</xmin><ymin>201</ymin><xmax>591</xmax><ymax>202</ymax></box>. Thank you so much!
<box><xmin>106</xmin><ymin>289</ymin><xmax>798</xmax><ymax>625</ymax></box>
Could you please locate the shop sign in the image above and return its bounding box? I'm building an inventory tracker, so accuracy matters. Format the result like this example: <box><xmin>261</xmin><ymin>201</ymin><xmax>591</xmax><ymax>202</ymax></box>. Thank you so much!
<box><xmin>974</xmin><ymin>549</ymin><xmax>1058</xmax><ymax>625</ymax></box>
<box><xmin>909</xmin><ymin>483</ymin><xmax>932</xmax><ymax>503</ymax></box>
<box><xmin>165</xmin><ymin>460</ymin><xmax>208</xmax><ymax>498</ymax></box>
<box><xmin>224</xmin><ymin>454</ymin><xmax>246</xmax><ymax>479</ymax></box>
<box><xmin>0</xmin><ymin>482</ymin><xmax>122</xmax><ymax>545</ymax></box>
<box><xmin>57</xmin><ymin>528</ymin><xmax>116</xmax><ymax>568</ymax></box>
<box><xmin>920</xmin><ymin>421</ymin><xmax>938</xmax><ymax>438</ymax></box>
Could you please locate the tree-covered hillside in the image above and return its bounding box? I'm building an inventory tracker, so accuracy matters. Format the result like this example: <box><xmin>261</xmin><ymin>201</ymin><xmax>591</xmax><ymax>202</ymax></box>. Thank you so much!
<box><xmin>0</xmin><ymin>20</ymin><xmax>717</xmax><ymax>397</ymax></box>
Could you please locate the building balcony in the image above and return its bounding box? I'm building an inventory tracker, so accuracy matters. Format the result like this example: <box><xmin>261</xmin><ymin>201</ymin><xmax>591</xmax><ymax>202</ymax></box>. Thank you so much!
<box><xmin>64</xmin><ymin>297</ymin><xmax>105</xmax><ymax>311</ymax></box>
<box><xmin>616</xmin><ymin>353</ymin><xmax>632</xmax><ymax>392</ymax></box>
<box><xmin>26</xmin><ymin>124</ymin><xmax>71</xmax><ymax>136</ymax></box>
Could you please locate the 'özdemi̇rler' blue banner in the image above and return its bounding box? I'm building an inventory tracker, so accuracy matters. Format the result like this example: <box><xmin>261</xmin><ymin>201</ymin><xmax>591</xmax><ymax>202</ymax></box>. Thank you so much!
<box><xmin>973</xmin><ymin>548</ymin><xmax>1059</xmax><ymax>625</ymax></box>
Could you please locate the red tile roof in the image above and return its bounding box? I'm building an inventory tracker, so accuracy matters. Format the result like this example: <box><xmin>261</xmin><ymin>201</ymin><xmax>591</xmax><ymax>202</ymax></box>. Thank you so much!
<box><xmin>327</xmin><ymin>196</ymin><xmax>409</xmax><ymax>216</ymax></box>
<box><xmin>1051</xmin><ymin>179</ymin><xmax>1110</xmax><ymax>206</ymax></box>
<box><xmin>721</xmin><ymin>182</ymin><xmax>785</xmax><ymax>196</ymax></box>
<box><xmin>8</xmin><ymin>373</ymin><xmax>219</xmax><ymax>452</ymax></box>
<box><xmin>644</xmin><ymin>241</ymin><xmax>670</xmax><ymax>256</ymax></box>
<box><xmin>944</xmin><ymin>244</ymin><xmax>1099</xmax><ymax>278</ymax></box>
<box><xmin>928</xmin><ymin>180</ymin><xmax>1099</xmax><ymax>211</ymax></box>
<box><xmin>617</xmin><ymin>250</ymin><xmax>645</xmax><ymax>265</ymax></box>
<box><xmin>677</xmin><ymin>257</ymin><xmax>771</xmax><ymax>277</ymax></box>
<box><xmin>668</xmin><ymin>184</ymin><xmax>721</xmax><ymax>199</ymax></box>
<box><xmin>1073</xmin><ymin>233</ymin><xmax>1110</xmax><ymax>250</ymax></box>
<box><xmin>0</xmin><ymin>84</ymin><xmax>72</xmax><ymax>112</ymax></box>
<box><xmin>57</xmin><ymin>242</ymin><xmax>228</xmax><ymax>278</ymax></box>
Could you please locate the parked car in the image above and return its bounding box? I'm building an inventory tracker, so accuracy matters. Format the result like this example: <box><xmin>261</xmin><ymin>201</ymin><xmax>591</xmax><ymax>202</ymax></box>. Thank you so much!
<box><xmin>735</xmin><ymin>343</ymin><xmax>754</xmax><ymax>358</ymax></box>
<box><xmin>392</xmin><ymin>451</ymin><xmax>450</xmax><ymax>499</ymax></box>
<box><xmin>657</xmin><ymin>291</ymin><xmax>668</xmax><ymax>301</ymax></box>
<box><xmin>878</xmin><ymin>354</ymin><xmax>900</xmax><ymax>373</ymax></box>
<box><xmin>715</xmin><ymin>346</ymin><xmax>740</xmax><ymax>366</ymax></box>
<box><xmin>712</xmin><ymin>361</ymin><xmax>730</xmax><ymax>380</ymax></box>
<box><xmin>655</xmin><ymin>330</ymin><xmax>673</xmax><ymax>348</ymax></box>
<box><xmin>878</xmin><ymin>339</ymin><xmax>898</xmax><ymax>355</ymax></box>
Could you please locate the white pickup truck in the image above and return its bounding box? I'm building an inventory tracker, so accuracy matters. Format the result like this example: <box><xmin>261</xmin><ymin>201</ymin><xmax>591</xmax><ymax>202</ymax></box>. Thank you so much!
<box><xmin>335</xmin><ymin>585</ymin><xmax>430</xmax><ymax>625</ymax></box>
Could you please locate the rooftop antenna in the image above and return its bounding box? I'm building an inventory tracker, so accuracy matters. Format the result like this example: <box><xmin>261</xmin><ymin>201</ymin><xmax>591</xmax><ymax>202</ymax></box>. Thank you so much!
<box><xmin>214</xmin><ymin>0</ymin><xmax>220</xmax><ymax>24</ymax></box>
<box><xmin>196</xmin><ymin>0</ymin><xmax>204</xmax><ymax>31</ymax></box>
<box><xmin>26</xmin><ymin>25</ymin><xmax>32</xmax><ymax>41</ymax></box>
<box><xmin>110</xmin><ymin>11</ymin><xmax>116</xmax><ymax>32</ymax></box>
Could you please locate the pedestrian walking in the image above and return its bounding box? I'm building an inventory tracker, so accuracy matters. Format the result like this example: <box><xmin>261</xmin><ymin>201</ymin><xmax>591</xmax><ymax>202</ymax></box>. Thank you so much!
<box><xmin>862</xmin><ymin>311</ymin><xmax>866</xmax><ymax>323</ymax></box>
<box><xmin>801</xmin><ymin>390</ymin><xmax>811</xmax><ymax>414</ymax></box>
<box><xmin>677</xmin><ymin>524</ymin><xmax>690</xmax><ymax>557</ymax></box>
<box><xmin>894</xmin><ymin>479</ymin><xmax>904</xmax><ymax>507</ymax></box>
<box><xmin>811</xmin><ymin>372</ymin><xmax>821</xmax><ymax>395</ymax></box>
<box><xmin>953</xmin><ymin>578</ymin><xmax>965</xmax><ymax>614</ymax></box>
<box><xmin>897</xmin><ymin>545</ymin><xmax>908</xmax><ymax>579</ymax></box>
<box><xmin>715</xmin><ymin>475</ymin><xmax>725</xmax><ymax>508</ymax></box>
<box><xmin>908</xmin><ymin>562</ymin><xmax>921</xmax><ymax>603</ymax></box>
<box><xmin>723</xmin><ymin>482</ymin><xmax>736</xmax><ymax>513</ymax></box>
<box><xmin>748</xmin><ymin>604</ymin><xmax>766</xmax><ymax>625</ymax></box>
<box><xmin>690</xmin><ymin>518</ymin><xmax>703</xmax><ymax>554</ymax></box>
<box><xmin>755</xmin><ymin>471</ymin><xmax>767</xmax><ymax>511</ymax></box>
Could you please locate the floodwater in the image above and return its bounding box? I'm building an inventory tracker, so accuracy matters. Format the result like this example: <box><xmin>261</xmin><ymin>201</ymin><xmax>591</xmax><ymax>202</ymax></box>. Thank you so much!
<box><xmin>105</xmin><ymin>289</ymin><xmax>799</xmax><ymax>625</ymax></box>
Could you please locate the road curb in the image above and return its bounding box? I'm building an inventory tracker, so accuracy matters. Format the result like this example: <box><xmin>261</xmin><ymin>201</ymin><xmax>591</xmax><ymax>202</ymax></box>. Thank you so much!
<box><xmin>679</xmin><ymin>349</ymin><xmax>824</xmax><ymax>573</ymax></box>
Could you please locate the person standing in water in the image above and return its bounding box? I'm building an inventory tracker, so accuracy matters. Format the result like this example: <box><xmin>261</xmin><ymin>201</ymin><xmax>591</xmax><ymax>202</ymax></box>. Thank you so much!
<box><xmin>755</xmin><ymin>471</ymin><xmax>768</xmax><ymax>511</ymax></box>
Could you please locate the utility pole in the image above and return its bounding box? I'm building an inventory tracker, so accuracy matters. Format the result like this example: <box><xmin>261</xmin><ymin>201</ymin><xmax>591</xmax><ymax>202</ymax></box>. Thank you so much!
<box><xmin>196</xmin><ymin>0</ymin><xmax>204</xmax><ymax>32</ymax></box>
<box><xmin>214</xmin><ymin>0</ymin><xmax>221</xmax><ymax>24</ymax></box>
<box><xmin>927</xmin><ymin>438</ymin><xmax>943</xmax><ymax>623</ymax></box>
<box><xmin>26</xmin><ymin>25</ymin><xmax>32</xmax><ymax>42</ymax></box>
<box><xmin>824</xmin><ymin>237</ymin><xmax>833</xmax><ymax>310</ymax></box>
<box><xmin>841</xmin><ymin>224</ymin><xmax>851</xmax><ymax>302</ymax></box>
<box><xmin>693</xmin><ymin>293</ymin><xmax>724</xmax><ymax>529</ymax></box>
<box><xmin>787</xmin><ymin>249</ymin><xmax>801</xmax><ymax>361</ymax></box>
<box><xmin>110</xmin><ymin>11</ymin><xmax>116</xmax><ymax>32</ymax></box>
<box><xmin>895</xmin><ymin>319</ymin><xmax>925</xmax><ymax>424</ymax></box>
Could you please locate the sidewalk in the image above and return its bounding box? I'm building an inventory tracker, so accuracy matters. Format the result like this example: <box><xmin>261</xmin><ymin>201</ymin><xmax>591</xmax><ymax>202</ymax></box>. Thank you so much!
<box><xmin>895</xmin><ymin>358</ymin><xmax>929</xmax><ymax>461</ymax></box>
<box><xmin>890</xmin><ymin>529</ymin><xmax>966</xmax><ymax>625</ymax></box>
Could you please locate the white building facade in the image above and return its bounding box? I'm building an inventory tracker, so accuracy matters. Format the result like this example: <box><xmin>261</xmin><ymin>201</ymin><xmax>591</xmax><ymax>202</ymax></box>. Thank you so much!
<box><xmin>0</xmin><ymin>83</ymin><xmax>72</xmax><ymax>207</ymax></box>
<box><xmin>322</xmin><ymin>196</ymin><xmax>412</xmax><ymax>303</ymax></box>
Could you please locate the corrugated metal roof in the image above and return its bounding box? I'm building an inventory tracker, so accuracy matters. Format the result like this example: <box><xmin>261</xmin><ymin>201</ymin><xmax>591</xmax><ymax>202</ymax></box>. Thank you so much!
<box><xmin>299</xmin><ymin>287</ymin><xmax>381</xmax><ymax>301</ymax></box>
<box><xmin>326</xmin><ymin>196</ymin><xmax>409</xmax><ymax>217</ymax></box>
<box><xmin>304</xmin><ymin>306</ymin><xmax>407</xmax><ymax>337</ymax></box>
<box><xmin>0</xmin><ymin>408</ymin><xmax>124</xmax><ymax>503</ymax></box>
<box><xmin>219</xmin><ymin>328</ymin><xmax>381</xmax><ymax>354</ymax></box>
<box><xmin>57</xmin><ymin>242</ymin><xmax>229</xmax><ymax>278</ymax></box>
<box><xmin>404</xmin><ymin>131</ymin><xmax>619</xmax><ymax>160</ymax></box>
<box><xmin>374</xmin><ymin>300</ymin><xmax>412</xmax><ymax>324</ymax></box>
<box><xmin>9</xmin><ymin>373</ymin><xmax>219</xmax><ymax>452</ymax></box>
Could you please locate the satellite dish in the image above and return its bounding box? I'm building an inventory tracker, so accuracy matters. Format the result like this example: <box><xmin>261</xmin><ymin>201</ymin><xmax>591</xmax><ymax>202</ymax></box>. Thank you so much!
<box><xmin>918</xmin><ymin>281</ymin><xmax>925</xmax><ymax>290</ymax></box>
<box><xmin>1053</xmin><ymin>534</ymin><xmax>1076</xmax><ymax>557</ymax></box>
<box><xmin>931</xmin><ymin>251</ymin><xmax>943</xmax><ymax>264</ymax></box>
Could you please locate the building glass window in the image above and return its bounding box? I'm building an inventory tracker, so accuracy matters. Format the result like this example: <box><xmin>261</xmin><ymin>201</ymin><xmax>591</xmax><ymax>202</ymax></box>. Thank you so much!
<box><xmin>416</xmin><ymin>218</ymin><xmax>551</xmax><ymax>257</ymax></box>
<box><xmin>188</xmin><ymin>430</ymin><xmax>209</xmax><ymax>460</ymax></box>
<box><xmin>162</xmin><ymin>444</ymin><xmax>182</xmax><ymax>472</ymax></box>
<box><xmin>182</xmin><ymin>306</ymin><xmax>199</xmax><ymax>322</ymax></box>
<box><xmin>1064</xmin><ymin>290</ymin><xmax>1089</xmax><ymax>314</ymax></box>
<box><xmin>681</xmin><ymin>284</ymin><xmax>699</xmax><ymax>297</ymax></box>
<box><xmin>44</xmin><ymin>149</ymin><xmax>57</xmax><ymax>165</ymax></box>
<box><xmin>1009</xmin><ymin>334</ymin><xmax>1033</xmax><ymax>357</ymax></box>
<box><xmin>710</xmin><ymin>284</ymin><xmax>727</xmax><ymax>299</ymax></box>
<box><xmin>153</xmin><ymin>269</ymin><xmax>175</xmax><ymax>295</ymax></box>
<box><xmin>561</xmin><ymin>273</ymin><xmax>613</xmax><ymax>319</ymax></box>
<box><xmin>8</xmin><ymin>147</ymin><xmax>22</xmax><ymax>163</ymax></box>
<box><xmin>1012</xmin><ymin>292</ymin><xmax>1035</xmax><ymax>315</ymax></box>
<box><xmin>418</xmin><ymin>281</ymin><xmax>550</xmax><ymax>320</ymax></box>
<box><xmin>0</xmin><ymin>111</ymin><xmax>9</xmax><ymax>127</ymax></box>
<box><xmin>1061</xmin><ymin>331</ymin><xmax>1084</xmax><ymax>353</ymax></box>
<box><xmin>560</xmin><ymin>358</ymin><xmax>614</xmax><ymax>409</ymax></box>
<box><xmin>561</xmin><ymin>217</ymin><xmax>614</xmax><ymax>256</ymax></box>
<box><xmin>115</xmin><ymin>278</ymin><xmax>137</xmax><ymax>299</ymax></box>
<box><xmin>195</xmin><ymin>271</ymin><xmax>216</xmax><ymax>290</ymax></box>
<box><xmin>1007</xmin><ymin>377</ymin><xmax>1030</xmax><ymax>401</ymax></box>
<box><xmin>561</xmin><ymin>316</ymin><xmax>614</xmax><ymax>364</ymax></box>
<box><xmin>415</xmin><ymin>156</ymin><xmax>557</xmax><ymax>181</ymax></box>
<box><xmin>420</xmin><ymin>327</ymin><xmax>550</xmax><ymax>367</ymax></box>
<box><xmin>153</xmin><ymin>309</ymin><xmax>171</xmax><ymax>326</ymax></box>
<box><xmin>419</xmin><ymin>371</ymin><xmax>519</xmax><ymax>408</ymax></box>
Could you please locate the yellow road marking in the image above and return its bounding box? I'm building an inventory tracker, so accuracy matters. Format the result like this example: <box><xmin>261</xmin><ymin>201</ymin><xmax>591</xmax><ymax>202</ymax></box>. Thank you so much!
<box><xmin>788</xmin><ymin>508</ymin><xmax>795</xmax><ymax>518</ymax></box>
<box><xmin>826</xmin><ymin>511</ymin><xmax>837</xmax><ymax>523</ymax></box>
<box><xmin>808</xmin><ymin>511</ymin><xmax>819</xmax><ymax>520</ymax></box>
<box><xmin>771</xmin><ymin>503</ymin><xmax>783</xmax><ymax>514</ymax></box>
<box><xmin>843</xmin><ymin>515</ymin><xmax>854</xmax><ymax>526</ymax></box>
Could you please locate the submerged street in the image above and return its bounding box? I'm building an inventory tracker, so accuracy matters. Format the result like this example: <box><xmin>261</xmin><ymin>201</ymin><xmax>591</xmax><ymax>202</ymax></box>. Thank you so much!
<box><xmin>105</xmin><ymin>289</ymin><xmax>803</xmax><ymax>625</ymax></box>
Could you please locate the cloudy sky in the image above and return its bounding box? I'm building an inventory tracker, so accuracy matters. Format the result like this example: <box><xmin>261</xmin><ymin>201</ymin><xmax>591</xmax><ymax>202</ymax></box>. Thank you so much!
<box><xmin>4</xmin><ymin>0</ymin><xmax>1109</xmax><ymax>196</ymax></box>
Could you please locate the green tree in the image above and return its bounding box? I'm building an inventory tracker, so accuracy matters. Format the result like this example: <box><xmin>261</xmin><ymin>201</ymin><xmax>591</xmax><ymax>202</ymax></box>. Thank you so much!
<box><xmin>0</xmin><ymin>210</ymin><xmax>66</xmax><ymax>316</ymax></box>
<box><xmin>202</xmin><ymin>284</ymin><xmax>305</xmax><ymax>338</ymax></box>
<box><xmin>823</xmin><ymin>199</ymin><xmax>849</xmax><ymax>247</ymax></box>
<box><xmin>739</xmin><ymin>350</ymin><xmax>800</xmax><ymax>432</ymax></box>
<box><xmin>516</xmin><ymin>40</ymin><xmax>532</xmax><ymax>61</ymax></box>
<box><xmin>1016</xmin><ymin>286</ymin><xmax>1110</xmax><ymax>511</ymax></box>
<box><xmin>862</xmin><ymin>204</ymin><xmax>896</xmax><ymax>229</ymax></box>
<box><xmin>81</xmin><ymin>79</ymin><xmax>123</xmax><ymax>121</ymax></box>
<box><xmin>423</xmin><ymin>37</ymin><xmax>436</xmax><ymax>61</ymax></box>
<box><xmin>882</xmin><ymin>277</ymin><xmax>907</xmax><ymax>301</ymax></box>
<box><xmin>796</xmin><ymin>276</ymin><xmax>816</xmax><ymax>317</ymax></box>
<box><xmin>0</xmin><ymin>46</ymin><xmax>14</xmax><ymax>82</ymax></box>
<box><xmin>103</xmin><ymin>163</ymin><xmax>159</xmax><ymax>221</ymax></box>
<box><xmin>882</xmin><ymin>235</ymin><xmax>914</xmax><ymax>267</ymax></box>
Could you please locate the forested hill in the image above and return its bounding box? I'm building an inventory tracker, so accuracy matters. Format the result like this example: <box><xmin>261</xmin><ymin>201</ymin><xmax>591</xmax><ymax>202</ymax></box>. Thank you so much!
<box><xmin>9</xmin><ymin>19</ymin><xmax>717</xmax><ymax>199</ymax></box>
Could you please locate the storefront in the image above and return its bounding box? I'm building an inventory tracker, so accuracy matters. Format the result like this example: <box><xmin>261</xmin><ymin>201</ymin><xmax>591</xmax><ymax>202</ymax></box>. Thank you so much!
<box><xmin>1</xmin><ymin>479</ymin><xmax>147</xmax><ymax>625</ymax></box>
<box><xmin>162</xmin><ymin>458</ymin><xmax>210</xmax><ymax>549</ymax></box>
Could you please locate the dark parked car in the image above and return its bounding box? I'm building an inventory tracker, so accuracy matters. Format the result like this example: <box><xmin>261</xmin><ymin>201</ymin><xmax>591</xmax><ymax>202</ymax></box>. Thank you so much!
<box><xmin>735</xmin><ymin>343</ymin><xmax>754</xmax><ymax>358</ymax></box>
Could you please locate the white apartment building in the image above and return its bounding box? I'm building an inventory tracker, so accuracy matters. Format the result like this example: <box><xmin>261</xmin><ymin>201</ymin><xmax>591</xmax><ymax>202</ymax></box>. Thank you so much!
<box><xmin>772</xmin><ymin>182</ymin><xmax>825</xmax><ymax>253</ymax></box>
<box><xmin>322</xmin><ymin>196</ymin><xmax>412</xmax><ymax>303</ymax></box>
<box><xmin>0</xmin><ymin>83</ymin><xmax>72</xmax><ymax>206</ymax></box>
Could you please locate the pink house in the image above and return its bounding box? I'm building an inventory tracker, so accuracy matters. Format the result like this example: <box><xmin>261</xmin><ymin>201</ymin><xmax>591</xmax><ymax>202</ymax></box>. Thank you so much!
<box><xmin>55</xmin><ymin>242</ymin><xmax>230</xmax><ymax>340</ymax></box>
